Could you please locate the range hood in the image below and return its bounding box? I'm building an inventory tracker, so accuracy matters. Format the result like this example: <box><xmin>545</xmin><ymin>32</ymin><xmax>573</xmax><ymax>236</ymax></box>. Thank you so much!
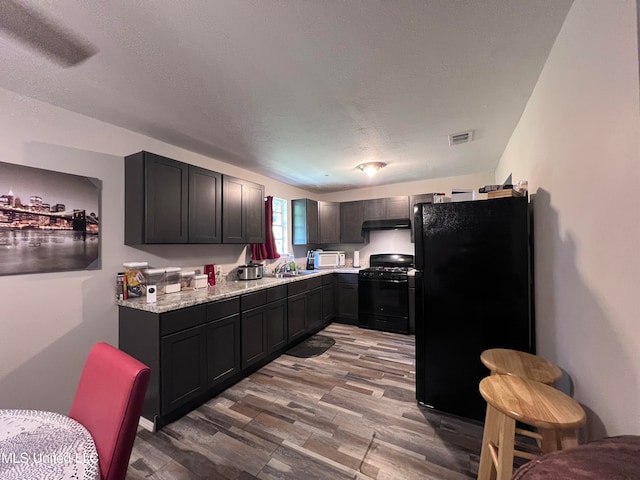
<box><xmin>361</xmin><ymin>218</ymin><xmax>411</xmax><ymax>231</ymax></box>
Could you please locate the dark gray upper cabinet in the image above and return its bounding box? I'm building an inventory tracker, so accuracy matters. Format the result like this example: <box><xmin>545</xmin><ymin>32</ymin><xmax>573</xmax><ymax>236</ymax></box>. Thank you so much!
<box><xmin>292</xmin><ymin>198</ymin><xmax>319</xmax><ymax>245</ymax></box>
<box><xmin>318</xmin><ymin>201</ymin><xmax>340</xmax><ymax>244</ymax></box>
<box><xmin>189</xmin><ymin>166</ymin><xmax>222</xmax><ymax>243</ymax></box>
<box><xmin>125</xmin><ymin>151</ymin><xmax>223</xmax><ymax>245</ymax></box>
<box><xmin>364</xmin><ymin>198</ymin><xmax>386</xmax><ymax>221</ymax></box>
<box><xmin>125</xmin><ymin>151</ymin><xmax>189</xmax><ymax>244</ymax></box>
<box><xmin>364</xmin><ymin>196</ymin><xmax>409</xmax><ymax>221</ymax></box>
<box><xmin>387</xmin><ymin>196</ymin><xmax>410</xmax><ymax>219</ymax></box>
<box><xmin>340</xmin><ymin>201</ymin><xmax>365</xmax><ymax>244</ymax></box>
<box><xmin>222</xmin><ymin>175</ymin><xmax>265</xmax><ymax>244</ymax></box>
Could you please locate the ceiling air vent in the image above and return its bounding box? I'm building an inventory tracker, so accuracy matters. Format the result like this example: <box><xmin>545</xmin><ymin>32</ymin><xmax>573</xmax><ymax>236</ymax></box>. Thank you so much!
<box><xmin>448</xmin><ymin>130</ymin><xmax>474</xmax><ymax>146</ymax></box>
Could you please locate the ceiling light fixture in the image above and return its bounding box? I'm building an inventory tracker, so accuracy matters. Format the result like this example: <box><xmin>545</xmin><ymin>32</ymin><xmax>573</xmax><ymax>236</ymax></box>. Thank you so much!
<box><xmin>357</xmin><ymin>162</ymin><xmax>387</xmax><ymax>177</ymax></box>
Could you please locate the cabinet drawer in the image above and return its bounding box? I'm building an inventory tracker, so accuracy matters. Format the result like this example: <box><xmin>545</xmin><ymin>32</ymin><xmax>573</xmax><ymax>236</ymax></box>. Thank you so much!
<box><xmin>266</xmin><ymin>285</ymin><xmax>287</xmax><ymax>303</ymax></box>
<box><xmin>241</xmin><ymin>290</ymin><xmax>267</xmax><ymax>310</ymax></box>
<box><xmin>322</xmin><ymin>274</ymin><xmax>335</xmax><ymax>286</ymax></box>
<box><xmin>161</xmin><ymin>305</ymin><xmax>207</xmax><ymax>336</ymax></box>
<box><xmin>206</xmin><ymin>297</ymin><xmax>240</xmax><ymax>322</ymax></box>
<box><xmin>337</xmin><ymin>273</ymin><xmax>358</xmax><ymax>286</ymax></box>
<box><xmin>288</xmin><ymin>277</ymin><xmax>323</xmax><ymax>296</ymax></box>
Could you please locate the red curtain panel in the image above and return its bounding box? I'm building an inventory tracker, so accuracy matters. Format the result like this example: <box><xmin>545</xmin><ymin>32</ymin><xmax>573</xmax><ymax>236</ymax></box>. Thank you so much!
<box><xmin>251</xmin><ymin>195</ymin><xmax>280</xmax><ymax>260</ymax></box>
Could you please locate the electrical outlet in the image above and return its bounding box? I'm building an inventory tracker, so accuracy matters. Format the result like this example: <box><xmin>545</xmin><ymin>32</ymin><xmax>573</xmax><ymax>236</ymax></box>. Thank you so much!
<box><xmin>215</xmin><ymin>265</ymin><xmax>222</xmax><ymax>274</ymax></box>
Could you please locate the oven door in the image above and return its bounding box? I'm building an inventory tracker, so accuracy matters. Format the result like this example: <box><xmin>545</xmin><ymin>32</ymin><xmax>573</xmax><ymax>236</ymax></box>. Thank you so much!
<box><xmin>358</xmin><ymin>277</ymin><xmax>410</xmax><ymax>333</ymax></box>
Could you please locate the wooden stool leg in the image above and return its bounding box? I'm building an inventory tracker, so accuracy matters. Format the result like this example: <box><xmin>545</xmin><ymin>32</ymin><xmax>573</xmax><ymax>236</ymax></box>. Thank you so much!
<box><xmin>496</xmin><ymin>415</ymin><xmax>515</xmax><ymax>480</ymax></box>
<box><xmin>478</xmin><ymin>404</ymin><xmax>501</xmax><ymax>480</ymax></box>
<box><xmin>540</xmin><ymin>428</ymin><xmax>560</xmax><ymax>454</ymax></box>
<box><xmin>559</xmin><ymin>429</ymin><xmax>579</xmax><ymax>450</ymax></box>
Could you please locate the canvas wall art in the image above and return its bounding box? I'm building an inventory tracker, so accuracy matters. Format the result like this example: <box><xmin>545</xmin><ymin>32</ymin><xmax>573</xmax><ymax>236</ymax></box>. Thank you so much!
<box><xmin>0</xmin><ymin>161</ymin><xmax>101</xmax><ymax>276</ymax></box>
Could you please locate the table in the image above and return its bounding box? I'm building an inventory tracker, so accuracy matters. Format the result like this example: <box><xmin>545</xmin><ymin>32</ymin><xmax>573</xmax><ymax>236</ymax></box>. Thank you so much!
<box><xmin>0</xmin><ymin>409</ymin><xmax>99</xmax><ymax>480</ymax></box>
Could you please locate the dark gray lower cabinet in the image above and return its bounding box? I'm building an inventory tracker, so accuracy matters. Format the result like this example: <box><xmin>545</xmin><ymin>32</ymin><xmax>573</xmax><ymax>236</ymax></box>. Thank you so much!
<box><xmin>242</xmin><ymin>307</ymin><xmax>267</xmax><ymax>368</ymax></box>
<box><xmin>322</xmin><ymin>275</ymin><xmax>336</xmax><ymax>324</ymax></box>
<box><xmin>306</xmin><ymin>287</ymin><xmax>323</xmax><ymax>331</ymax></box>
<box><xmin>287</xmin><ymin>292</ymin><xmax>307</xmax><ymax>341</ymax></box>
<box><xmin>266</xmin><ymin>299</ymin><xmax>288</xmax><ymax>353</ymax></box>
<box><xmin>161</xmin><ymin>324</ymin><xmax>207</xmax><ymax>414</ymax></box>
<box><xmin>119</xmin><ymin>275</ymin><xmax>333</xmax><ymax>430</ymax></box>
<box><xmin>206</xmin><ymin>313</ymin><xmax>240</xmax><ymax>386</ymax></box>
<box><xmin>287</xmin><ymin>277</ymin><xmax>324</xmax><ymax>341</ymax></box>
<box><xmin>336</xmin><ymin>273</ymin><xmax>359</xmax><ymax>325</ymax></box>
<box><xmin>242</xmin><ymin>287</ymin><xmax>287</xmax><ymax>367</ymax></box>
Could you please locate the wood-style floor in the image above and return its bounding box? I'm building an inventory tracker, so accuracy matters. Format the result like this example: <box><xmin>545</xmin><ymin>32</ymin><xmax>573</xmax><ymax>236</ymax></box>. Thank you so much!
<box><xmin>127</xmin><ymin>324</ymin><xmax>484</xmax><ymax>480</ymax></box>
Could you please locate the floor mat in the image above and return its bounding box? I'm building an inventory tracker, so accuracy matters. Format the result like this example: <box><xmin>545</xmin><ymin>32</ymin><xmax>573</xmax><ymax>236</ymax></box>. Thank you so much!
<box><xmin>285</xmin><ymin>334</ymin><xmax>336</xmax><ymax>358</ymax></box>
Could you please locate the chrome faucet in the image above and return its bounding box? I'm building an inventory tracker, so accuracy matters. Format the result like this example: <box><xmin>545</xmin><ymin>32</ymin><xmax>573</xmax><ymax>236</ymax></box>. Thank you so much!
<box><xmin>274</xmin><ymin>262</ymin><xmax>289</xmax><ymax>274</ymax></box>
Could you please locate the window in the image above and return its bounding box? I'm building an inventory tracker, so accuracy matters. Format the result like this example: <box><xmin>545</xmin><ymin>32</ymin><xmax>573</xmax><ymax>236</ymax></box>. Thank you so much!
<box><xmin>272</xmin><ymin>197</ymin><xmax>288</xmax><ymax>254</ymax></box>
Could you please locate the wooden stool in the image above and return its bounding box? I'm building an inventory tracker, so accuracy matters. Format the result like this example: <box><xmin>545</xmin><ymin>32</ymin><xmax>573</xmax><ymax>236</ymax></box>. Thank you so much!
<box><xmin>477</xmin><ymin>374</ymin><xmax>586</xmax><ymax>480</ymax></box>
<box><xmin>481</xmin><ymin>348</ymin><xmax>562</xmax><ymax>385</ymax></box>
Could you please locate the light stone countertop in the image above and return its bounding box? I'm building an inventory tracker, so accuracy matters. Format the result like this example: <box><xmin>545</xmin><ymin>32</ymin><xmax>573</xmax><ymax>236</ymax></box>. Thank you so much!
<box><xmin>117</xmin><ymin>268</ymin><xmax>362</xmax><ymax>314</ymax></box>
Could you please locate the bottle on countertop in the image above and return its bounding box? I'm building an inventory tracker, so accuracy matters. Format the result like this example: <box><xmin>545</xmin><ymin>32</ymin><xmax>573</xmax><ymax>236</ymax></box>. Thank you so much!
<box><xmin>116</xmin><ymin>272</ymin><xmax>126</xmax><ymax>301</ymax></box>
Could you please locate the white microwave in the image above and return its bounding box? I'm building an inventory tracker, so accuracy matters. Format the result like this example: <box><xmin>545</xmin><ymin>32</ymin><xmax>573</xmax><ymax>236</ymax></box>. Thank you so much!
<box><xmin>314</xmin><ymin>251</ymin><xmax>345</xmax><ymax>269</ymax></box>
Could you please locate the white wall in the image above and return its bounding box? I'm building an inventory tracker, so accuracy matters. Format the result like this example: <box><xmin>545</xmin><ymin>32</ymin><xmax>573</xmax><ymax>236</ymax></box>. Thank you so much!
<box><xmin>0</xmin><ymin>86</ymin><xmax>313</xmax><ymax>413</ymax></box>
<box><xmin>496</xmin><ymin>0</ymin><xmax>640</xmax><ymax>438</ymax></box>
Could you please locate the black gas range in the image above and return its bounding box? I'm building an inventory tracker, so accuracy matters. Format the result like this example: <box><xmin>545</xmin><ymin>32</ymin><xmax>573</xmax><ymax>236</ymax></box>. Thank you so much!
<box><xmin>358</xmin><ymin>253</ymin><xmax>414</xmax><ymax>334</ymax></box>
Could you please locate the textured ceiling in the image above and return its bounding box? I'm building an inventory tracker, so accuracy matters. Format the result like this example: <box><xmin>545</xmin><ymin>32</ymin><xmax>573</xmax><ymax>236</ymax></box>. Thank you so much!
<box><xmin>0</xmin><ymin>0</ymin><xmax>572</xmax><ymax>192</ymax></box>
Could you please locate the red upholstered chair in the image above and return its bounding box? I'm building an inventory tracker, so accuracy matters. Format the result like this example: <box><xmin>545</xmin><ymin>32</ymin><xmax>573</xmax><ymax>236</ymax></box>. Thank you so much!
<box><xmin>69</xmin><ymin>342</ymin><xmax>150</xmax><ymax>480</ymax></box>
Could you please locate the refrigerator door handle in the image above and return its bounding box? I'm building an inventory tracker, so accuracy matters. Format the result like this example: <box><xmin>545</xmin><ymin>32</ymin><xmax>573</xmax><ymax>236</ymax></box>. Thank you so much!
<box><xmin>414</xmin><ymin>204</ymin><xmax>424</xmax><ymax>269</ymax></box>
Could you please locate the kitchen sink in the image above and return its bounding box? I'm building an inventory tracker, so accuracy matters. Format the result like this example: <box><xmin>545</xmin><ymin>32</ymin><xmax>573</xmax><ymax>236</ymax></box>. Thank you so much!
<box><xmin>273</xmin><ymin>271</ymin><xmax>317</xmax><ymax>278</ymax></box>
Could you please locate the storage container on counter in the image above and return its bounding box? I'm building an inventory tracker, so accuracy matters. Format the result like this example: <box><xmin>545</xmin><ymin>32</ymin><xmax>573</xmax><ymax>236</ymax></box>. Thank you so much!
<box><xmin>164</xmin><ymin>267</ymin><xmax>182</xmax><ymax>293</ymax></box>
<box><xmin>180</xmin><ymin>271</ymin><xmax>195</xmax><ymax>290</ymax></box>
<box><xmin>146</xmin><ymin>268</ymin><xmax>166</xmax><ymax>295</ymax></box>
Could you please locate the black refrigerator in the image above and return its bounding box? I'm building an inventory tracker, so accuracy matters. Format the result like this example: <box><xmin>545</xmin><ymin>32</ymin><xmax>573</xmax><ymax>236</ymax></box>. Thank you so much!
<box><xmin>414</xmin><ymin>196</ymin><xmax>534</xmax><ymax>421</ymax></box>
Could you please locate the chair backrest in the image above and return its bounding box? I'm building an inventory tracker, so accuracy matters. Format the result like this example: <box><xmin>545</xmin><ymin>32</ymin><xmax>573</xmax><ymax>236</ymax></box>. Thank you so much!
<box><xmin>69</xmin><ymin>342</ymin><xmax>150</xmax><ymax>480</ymax></box>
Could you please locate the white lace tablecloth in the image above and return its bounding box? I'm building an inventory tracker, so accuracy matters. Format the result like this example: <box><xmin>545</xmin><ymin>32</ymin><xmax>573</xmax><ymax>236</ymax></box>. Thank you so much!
<box><xmin>0</xmin><ymin>409</ymin><xmax>99</xmax><ymax>480</ymax></box>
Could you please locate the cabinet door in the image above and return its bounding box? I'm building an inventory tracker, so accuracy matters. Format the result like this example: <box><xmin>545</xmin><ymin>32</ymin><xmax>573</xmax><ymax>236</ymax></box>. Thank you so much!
<box><xmin>222</xmin><ymin>175</ymin><xmax>245</xmax><ymax>243</ymax></box>
<box><xmin>206</xmin><ymin>314</ymin><xmax>241</xmax><ymax>388</ymax></box>
<box><xmin>244</xmin><ymin>180</ymin><xmax>265</xmax><ymax>244</ymax></box>
<box><xmin>266</xmin><ymin>299</ymin><xmax>288</xmax><ymax>353</ymax></box>
<box><xmin>364</xmin><ymin>198</ymin><xmax>386</xmax><ymax>221</ymax></box>
<box><xmin>161</xmin><ymin>325</ymin><xmax>207</xmax><ymax>413</ymax></box>
<box><xmin>306</xmin><ymin>287</ymin><xmax>323</xmax><ymax>331</ymax></box>
<box><xmin>387</xmin><ymin>196</ymin><xmax>409</xmax><ymax>219</ymax></box>
<box><xmin>318</xmin><ymin>201</ymin><xmax>340</xmax><ymax>244</ymax></box>
<box><xmin>292</xmin><ymin>199</ymin><xmax>319</xmax><ymax>245</ymax></box>
<box><xmin>322</xmin><ymin>282</ymin><xmax>336</xmax><ymax>324</ymax></box>
<box><xmin>145</xmin><ymin>153</ymin><xmax>189</xmax><ymax>243</ymax></box>
<box><xmin>337</xmin><ymin>276</ymin><xmax>359</xmax><ymax>325</ymax></box>
<box><xmin>189</xmin><ymin>166</ymin><xmax>222</xmax><ymax>243</ymax></box>
<box><xmin>340</xmin><ymin>201</ymin><xmax>365</xmax><ymax>243</ymax></box>
<box><xmin>287</xmin><ymin>293</ymin><xmax>307</xmax><ymax>341</ymax></box>
<box><xmin>242</xmin><ymin>307</ymin><xmax>267</xmax><ymax>368</ymax></box>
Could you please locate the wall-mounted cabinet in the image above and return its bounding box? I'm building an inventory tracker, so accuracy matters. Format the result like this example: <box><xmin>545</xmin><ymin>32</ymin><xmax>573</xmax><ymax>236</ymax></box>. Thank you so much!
<box><xmin>340</xmin><ymin>201</ymin><xmax>365</xmax><ymax>244</ymax></box>
<box><xmin>222</xmin><ymin>175</ymin><xmax>265</xmax><ymax>244</ymax></box>
<box><xmin>125</xmin><ymin>151</ymin><xmax>189</xmax><ymax>244</ymax></box>
<box><xmin>189</xmin><ymin>166</ymin><xmax>223</xmax><ymax>243</ymax></box>
<box><xmin>126</xmin><ymin>151</ymin><xmax>253</xmax><ymax>245</ymax></box>
<box><xmin>318</xmin><ymin>201</ymin><xmax>340</xmax><ymax>244</ymax></box>
<box><xmin>364</xmin><ymin>196</ymin><xmax>410</xmax><ymax>221</ymax></box>
<box><xmin>292</xmin><ymin>198</ymin><xmax>319</xmax><ymax>245</ymax></box>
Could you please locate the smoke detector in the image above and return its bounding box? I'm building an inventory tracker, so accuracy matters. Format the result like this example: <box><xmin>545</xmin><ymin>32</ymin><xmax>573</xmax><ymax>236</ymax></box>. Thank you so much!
<box><xmin>448</xmin><ymin>130</ymin><xmax>474</xmax><ymax>146</ymax></box>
